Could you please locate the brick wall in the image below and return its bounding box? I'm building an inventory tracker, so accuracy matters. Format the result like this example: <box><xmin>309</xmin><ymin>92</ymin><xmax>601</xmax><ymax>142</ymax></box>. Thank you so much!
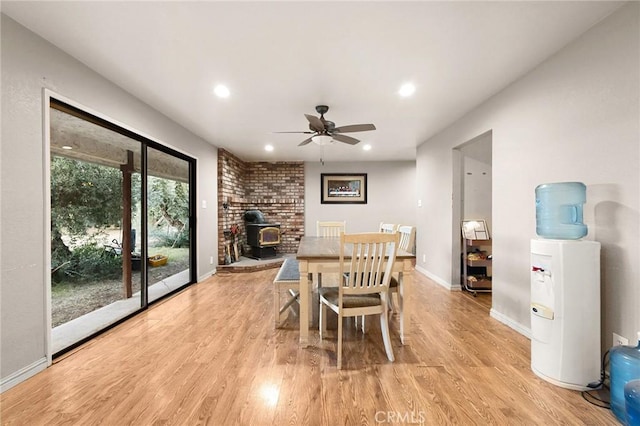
<box><xmin>217</xmin><ymin>149</ymin><xmax>304</xmax><ymax>264</ymax></box>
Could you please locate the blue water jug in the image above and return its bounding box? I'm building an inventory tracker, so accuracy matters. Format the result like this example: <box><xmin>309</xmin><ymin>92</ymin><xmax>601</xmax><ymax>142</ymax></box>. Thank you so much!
<box><xmin>626</xmin><ymin>379</ymin><xmax>640</xmax><ymax>426</ymax></box>
<box><xmin>535</xmin><ymin>182</ymin><xmax>587</xmax><ymax>239</ymax></box>
<box><xmin>611</xmin><ymin>333</ymin><xmax>640</xmax><ymax>423</ymax></box>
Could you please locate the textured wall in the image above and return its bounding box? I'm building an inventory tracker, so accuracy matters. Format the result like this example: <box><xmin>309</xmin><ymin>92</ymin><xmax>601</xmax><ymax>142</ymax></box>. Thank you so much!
<box><xmin>1</xmin><ymin>15</ymin><xmax>219</xmax><ymax>389</ymax></box>
<box><xmin>415</xmin><ymin>3</ymin><xmax>639</xmax><ymax>345</ymax></box>
<box><xmin>217</xmin><ymin>149</ymin><xmax>304</xmax><ymax>263</ymax></box>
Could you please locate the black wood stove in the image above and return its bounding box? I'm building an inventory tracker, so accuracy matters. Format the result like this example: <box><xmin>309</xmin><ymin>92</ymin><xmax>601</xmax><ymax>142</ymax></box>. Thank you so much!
<box><xmin>244</xmin><ymin>210</ymin><xmax>281</xmax><ymax>259</ymax></box>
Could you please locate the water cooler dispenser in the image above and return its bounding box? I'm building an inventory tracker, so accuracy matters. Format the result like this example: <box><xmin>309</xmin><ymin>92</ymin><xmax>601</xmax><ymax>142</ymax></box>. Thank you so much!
<box><xmin>530</xmin><ymin>239</ymin><xmax>601</xmax><ymax>390</ymax></box>
<box><xmin>531</xmin><ymin>182</ymin><xmax>601</xmax><ymax>390</ymax></box>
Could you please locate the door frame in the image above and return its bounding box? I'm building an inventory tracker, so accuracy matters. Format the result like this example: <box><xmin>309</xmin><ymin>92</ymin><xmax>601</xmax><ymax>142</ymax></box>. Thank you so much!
<box><xmin>44</xmin><ymin>89</ymin><xmax>197</xmax><ymax>361</ymax></box>
<box><xmin>451</xmin><ymin>130</ymin><xmax>493</xmax><ymax>292</ymax></box>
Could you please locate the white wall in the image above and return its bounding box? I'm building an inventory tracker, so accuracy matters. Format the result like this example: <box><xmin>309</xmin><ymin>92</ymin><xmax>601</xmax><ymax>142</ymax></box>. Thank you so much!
<box><xmin>305</xmin><ymin>161</ymin><xmax>416</xmax><ymax>234</ymax></box>
<box><xmin>461</xmin><ymin>133</ymin><xmax>493</xmax><ymax>233</ymax></box>
<box><xmin>416</xmin><ymin>3</ymin><xmax>639</xmax><ymax>345</ymax></box>
<box><xmin>1</xmin><ymin>15</ymin><xmax>219</xmax><ymax>389</ymax></box>
<box><xmin>463</xmin><ymin>156</ymin><xmax>492</xmax><ymax>230</ymax></box>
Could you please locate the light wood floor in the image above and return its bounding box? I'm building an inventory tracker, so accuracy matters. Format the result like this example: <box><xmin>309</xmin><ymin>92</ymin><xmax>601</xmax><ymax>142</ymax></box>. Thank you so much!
<box><xmin>1</xmin><ymin>269</ymin><xmax>615</xmax><ymax>425</ymax></box>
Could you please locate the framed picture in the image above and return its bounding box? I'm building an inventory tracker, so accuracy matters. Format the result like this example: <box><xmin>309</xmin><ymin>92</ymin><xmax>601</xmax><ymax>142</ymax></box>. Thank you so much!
<box><xmin>461</xmin><ymin>219</ymin><xmax>490</xmax><ymax>240</ymax></box>
<box><xmin>321</xmin><ymin>173</ymin><xmax>367</xmax><ymax>204</ymax></box>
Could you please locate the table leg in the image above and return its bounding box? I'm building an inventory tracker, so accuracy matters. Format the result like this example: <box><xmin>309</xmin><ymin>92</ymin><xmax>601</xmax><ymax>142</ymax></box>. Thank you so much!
<box><xmin>399</xmin><ymin>259</ymin><xmax>413</xmax><ymax>345</ymax></box>
<box><xmin>299</xmin><ymin>259</ymin><xmax>310</xmax><ymax>347</ymax></box>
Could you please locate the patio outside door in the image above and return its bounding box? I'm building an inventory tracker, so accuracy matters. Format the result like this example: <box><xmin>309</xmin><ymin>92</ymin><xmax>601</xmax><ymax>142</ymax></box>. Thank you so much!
<box><xmin>49</xmin><ymin>99</ymin><xmax>196</xmax><ymax>355</ymax></box>
<box><xmin>146</xmin><ymin>146</ymin><xmax>194</xmax><ymax>303</ymax></box>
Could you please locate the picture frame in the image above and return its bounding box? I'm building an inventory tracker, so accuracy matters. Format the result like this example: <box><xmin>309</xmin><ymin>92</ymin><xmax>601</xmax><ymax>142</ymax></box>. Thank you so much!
<box><xmin>321</xmin><ymin>173</ymin><xmax>367</xmax><ymax>204</ymax></box>
<box><xmin>461</xmin><ymin>219</ymin><xmax>490</xmax><ymax>240</ymax></box>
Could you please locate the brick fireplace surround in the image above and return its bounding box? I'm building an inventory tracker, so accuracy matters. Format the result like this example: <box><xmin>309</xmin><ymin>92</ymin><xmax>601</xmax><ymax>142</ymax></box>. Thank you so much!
<box><xmin>217</xmin><ymin>149</ymin><xmax>305</xmax><ymax>265</ymax></box>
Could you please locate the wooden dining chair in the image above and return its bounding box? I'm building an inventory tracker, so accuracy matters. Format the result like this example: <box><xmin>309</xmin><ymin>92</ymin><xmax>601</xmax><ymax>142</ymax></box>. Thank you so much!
<box><xmin>397</xmin><ymin>225</ymin><xmax>416</xmax><ymax>254</ymax></box>
<box><xmin>354</xmin><ymin>222</ymin><xmax>396</xmax><ymax>332</ymax></box>
<box><xmin>379</xmin><ymin>222</ymin><xmax>398</xmax><ymax>233</ymax></box>
<box><xmin>319</xmin><ymin>232</ymin><xmax>399</xmax><ymax>369</ymax></box>
<box><xmin>389</xmin><ymin>225</ymin><xmax>415</xmax><ymax>313</ymax></box>
<box><xmin>316</xmin><ymin>221</ymin><xmax>346</xmax><ymax>237</ymax></box>
<box><xmin>314</xmin><ymin>221</ymin><xmax>346</xmax><ymax>287</ymax></box>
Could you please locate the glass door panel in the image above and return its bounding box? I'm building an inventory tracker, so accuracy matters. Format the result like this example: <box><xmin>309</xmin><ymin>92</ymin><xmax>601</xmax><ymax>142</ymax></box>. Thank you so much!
<box><xmin>50</xmin><ymin>104</ymin><xmax>142</xmax><ymax>353</ymax></box>
<box><xmin>146</xmin><ymin>146</ymin><xmax>193</xmax><ymax>303</ymax></box>
<box><xmin>49</xmin><ymin>100</ymin><xmax>196</xmax><ymax>355</ymax></box>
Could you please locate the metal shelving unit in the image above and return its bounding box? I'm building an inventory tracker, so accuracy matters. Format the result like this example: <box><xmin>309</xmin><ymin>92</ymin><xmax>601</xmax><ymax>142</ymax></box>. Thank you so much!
<box><xmin>462</xmin><ymin>238</ymin><xmax>492</xmax><ymax>296</ymax></box>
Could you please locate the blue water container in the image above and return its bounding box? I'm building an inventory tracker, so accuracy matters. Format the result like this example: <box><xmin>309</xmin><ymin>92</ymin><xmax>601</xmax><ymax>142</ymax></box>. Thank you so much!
<box><xmin>626</xmin><ymin>379</ymin><xmax>640</xmax><ymax>426</ymax></box>
<box><xmin>610</xmin><ymin>333</ymin><xmax>640</xmax><ymax>423</ymax></box>
<box><xmin>535</xmin><ymin>182</ymin><xmax>587</xmax><ymax>239</ymax></box>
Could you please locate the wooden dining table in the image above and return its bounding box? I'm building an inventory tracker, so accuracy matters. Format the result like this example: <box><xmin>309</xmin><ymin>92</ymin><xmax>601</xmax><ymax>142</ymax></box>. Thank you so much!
<box><xmin>295</xmin><ymin>236</ymin><xmax>415</xmax><ymax>347</ymax></box>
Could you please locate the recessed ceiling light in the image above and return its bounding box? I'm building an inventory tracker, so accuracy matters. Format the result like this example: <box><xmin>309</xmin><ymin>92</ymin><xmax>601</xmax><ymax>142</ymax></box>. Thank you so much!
<box><xmin>62</xmin><ymin>145</ymin><xmax>73</xmax><ymax>150</ymax></box>
<box><xmin>265</xmin><ymin>144</ymin><xmax>274</xmax><ymax>152</ymax></box>
<box><xmin>362</xmin><ymin>144</ymin><xmax>372</xmax><ymax>151</ymax></box>
<box><xmin>398</xmin><ymin>82</ymin><xmax>416</xmax><ymax>97</ymax></box>
<box><xmin>213</xmin><ymin>84</ymin><xmax>230</xmax><ymax>98</ymax></box>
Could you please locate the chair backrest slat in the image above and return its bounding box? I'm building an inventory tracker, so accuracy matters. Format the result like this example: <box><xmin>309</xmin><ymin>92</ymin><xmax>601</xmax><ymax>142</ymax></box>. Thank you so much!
<box><xmin>379</xmin><ymin>222</ymin><xmax>398</xmax><ymax>233</ymax></box>
<box><xmin>340</xmin><ymin>232</ymin><xmax>399</xmax><ymax>295</ymax></box>
<box><xmin>317</xmin><ymin>221</ymin><xmax>346</xmax><ymax>237</ymax></box>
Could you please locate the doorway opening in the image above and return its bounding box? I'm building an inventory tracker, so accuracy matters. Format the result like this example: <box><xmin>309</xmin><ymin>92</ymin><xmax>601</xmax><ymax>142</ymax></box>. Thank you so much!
<box><xmin>453</xmin><ymin>130</ymin><xmax>492</xmax><ymax>310</ymax></box>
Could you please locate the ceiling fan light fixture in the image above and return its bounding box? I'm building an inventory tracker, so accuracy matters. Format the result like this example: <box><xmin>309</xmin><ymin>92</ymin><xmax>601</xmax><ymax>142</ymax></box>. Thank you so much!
<box><xmin>312</xmin><ymin>134</ymin><xmax>334</xmax><ymax>145</ymax></box>
<box><xmin>279</xmin><ymin>105</ymin><xmax>375</xmax><ymax>147</ymax></box>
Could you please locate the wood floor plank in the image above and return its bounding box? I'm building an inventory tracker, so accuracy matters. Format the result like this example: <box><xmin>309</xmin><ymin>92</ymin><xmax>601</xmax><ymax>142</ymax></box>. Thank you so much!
<box><xmin>0</xmin><ymin>268</ymin><xmax>618</xmax><ymax>425</ymax></box>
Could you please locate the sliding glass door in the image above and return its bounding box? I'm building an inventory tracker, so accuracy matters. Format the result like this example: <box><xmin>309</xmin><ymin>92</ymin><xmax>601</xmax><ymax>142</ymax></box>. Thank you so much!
<box><xmin>49</xmin><ymin>98</ymin><xmax>196</xmax><ymax>355</ymax></box>
<box><xmin>146</xmin><ymin>146</ymin><xmax>193</xmax><ymax>303</ymax></box>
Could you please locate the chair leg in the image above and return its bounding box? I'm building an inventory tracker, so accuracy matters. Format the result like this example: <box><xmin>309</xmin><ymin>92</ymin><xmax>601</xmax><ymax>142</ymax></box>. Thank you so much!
<box><xmin>319</xmin><ymin>297</ymin><xmax>328</xmax><ymax>336</ymax></box>
<box><xmin>274</xmin><ymin>285</ymin><xmax>280</xmax><ymax>328</ymax></box>
<box><xmin>337</xmin><ymin>313</ymin><xmax>343</xmax><ymax>369</ymax></box>
<box><xmin>354</xmin><ymin>315</ymin><xmax>366</xmax><ymax>333</ymax></box>
<box><xmin>319</xmin><ymin>299</ymin><xmax>325</xmax><ymax>339</ymax></box>
<box><xmin>380</xmin><ymin>306</ymin><xmax>395</xmax><ymax>362</ymax></box>
<box><xmin>388</xmin><ymin>290</ymin><xmax>397</xmax><ymax>313</ymax></box>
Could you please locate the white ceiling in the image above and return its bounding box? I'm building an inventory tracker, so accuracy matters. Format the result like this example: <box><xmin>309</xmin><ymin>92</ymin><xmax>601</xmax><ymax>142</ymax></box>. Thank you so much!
<box><xmin>1</xmin><ymin>1</ymin><xmax>623</xmax><ymax>163</ymax></box>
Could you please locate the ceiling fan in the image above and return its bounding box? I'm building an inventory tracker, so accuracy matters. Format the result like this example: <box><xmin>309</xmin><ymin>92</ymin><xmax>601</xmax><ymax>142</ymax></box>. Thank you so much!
<box><xmin>276</xmin><ymin>105</ymin><xmax>376</xmax><ymax>146</ymax></box>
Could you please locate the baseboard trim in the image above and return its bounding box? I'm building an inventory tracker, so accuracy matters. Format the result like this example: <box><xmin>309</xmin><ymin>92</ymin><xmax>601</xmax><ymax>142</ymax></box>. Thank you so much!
<box><xmin>490</xmin><ymin>308</ymin><xmax>531</xmax><ymax>339</ymax></box>
<box><xmin>198</xmin><ymin>268</ymin><xmax>216</xmax><ymax>282</ymax></box>
<box><xmin>1</xmin><ymin>357</ymin><xmax>48</xmax><ymax>393</ymax></box>
<box><xmin>414</xmin><ymin>266</ymin><xmax>461</xmax><ymax>290</ymax></box>
<box><xmin>414</xmin><ymin>267</ymin><xmax>530</xmax><ymax>340</ymax></box>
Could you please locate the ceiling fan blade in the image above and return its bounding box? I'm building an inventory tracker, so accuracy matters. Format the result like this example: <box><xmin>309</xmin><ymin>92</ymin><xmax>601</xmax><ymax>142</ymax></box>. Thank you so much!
<box><xmin>331</xmin><ymin>133</ymin><xmax>360</xmax><ymax>145</ymax></box>
<box><xmin>298</xmin><ymin>137</ymin><xmax>314</xmax><ymax>146</ymax></box>
<box><xmin>304</xmin><ymin>114</ymin><xmax>325</xmax><ymax>133</ymax></box>
<box><xmin>333</xmin><ymin>123</ymin><xmax>376</xmax><ymax>133</ymax></box>
<box><xmin>273</xmin><ymin>131</ymin><xmax>314</xmax><ymax>134</ymax></box>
